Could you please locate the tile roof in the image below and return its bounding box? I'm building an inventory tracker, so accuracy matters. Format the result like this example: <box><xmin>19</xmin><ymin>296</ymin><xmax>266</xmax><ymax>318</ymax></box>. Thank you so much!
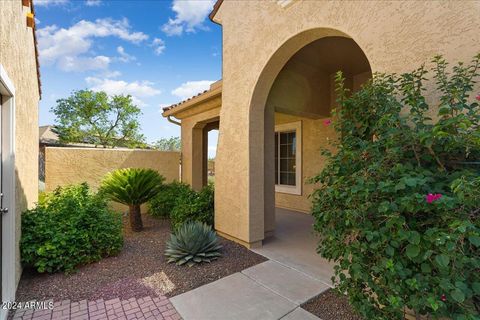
<box><xmin>162</xmin><ymin>80</ymin><xmax>222</xmax><ymax>113</ymax></box>
<box><xmin>209</xmin><ymin>0</ymin><xmax>224</xmax><ymax>22</ymax></box>
<box><xmin>32</xmin><ymin>0</ymin><xmax>41</xmax><ymax>97</ymax></box>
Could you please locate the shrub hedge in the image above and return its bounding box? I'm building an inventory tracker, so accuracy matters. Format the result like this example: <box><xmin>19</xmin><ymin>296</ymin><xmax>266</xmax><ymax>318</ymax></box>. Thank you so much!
<box><xmin>147</xmin><ymin>181</ymin><xmax>192</xmax><ymax>219</ymax></box>
<box><xmin>21</xmin><ymin>183</ymin><xmax>123</xmax><ymax>273</ymax></box>
<box><xmin>170</xmin><ymin>183</ymin><xmax>214</xmax><ymax>231</ymax></box>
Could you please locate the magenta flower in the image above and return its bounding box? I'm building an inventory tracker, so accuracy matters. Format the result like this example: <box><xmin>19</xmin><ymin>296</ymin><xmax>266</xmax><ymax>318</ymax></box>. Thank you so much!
<box><xmin>323</xmin><ymin>119</ymin><xmax>332</xmax><ymax>126</ymax></box>
<box><xmin>441</xmin><ymin>294</ymin><xmax>446</xmax><ymax>302</ymax></box>
<box><xmin>426</xmin><ymin>193</ymin><xmax>442</xmax><ymax>203</ymax></box>
<box><xmin>476</xmin><ymin>94</ymin><xmax>480</xmax><ymax>101</ymax></box>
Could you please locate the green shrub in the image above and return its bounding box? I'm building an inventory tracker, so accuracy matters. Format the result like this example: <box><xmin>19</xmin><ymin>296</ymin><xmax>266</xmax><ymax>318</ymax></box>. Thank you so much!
<box><xmin>165</xmin><ymin>221</ymin><xmax>222</xmax><ymax>266</ymax></box>
<box><xmin>311</xmin><ymin>55</ymin><xmax>480</xmax><ymax>320</ymax></box>
<box><xmin>21</xmin><ymin>183</ymin><xmax>123</xmax><ymax>273</ymax></box>
<box><xmin>147</xmin><ymin>181</ymin><xmax>192</xmax><ymax>219</ymax></box>
<box><xmin>170</xmin><ymin>183</ymin><xmax>214</xmax><ymax>231</ymax></box>
<box><xmin>100</xmin><ymin>168</ymin><xmax>164</xmax><ymax>232</ymax></box>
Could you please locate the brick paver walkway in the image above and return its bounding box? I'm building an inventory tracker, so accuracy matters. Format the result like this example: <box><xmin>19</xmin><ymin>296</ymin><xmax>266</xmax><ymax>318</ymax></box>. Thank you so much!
<box><xmin>11</xmin><ymin>296</ymin><xmax>181</xmax><ymax>320</ymax></box>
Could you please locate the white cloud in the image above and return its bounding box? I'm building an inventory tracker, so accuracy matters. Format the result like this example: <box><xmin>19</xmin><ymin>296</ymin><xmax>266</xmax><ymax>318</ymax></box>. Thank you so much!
<box><xmin>101</xmin><ymin>70</ymin><xmax>122</xmax><ymax>78</ymax></box>
<box><xmin>35</xmin><ymin>0</ymin><xmax>68</xmax><ymax>6</ymax></box>
<box><xmin>151</xmin><ymin>38</ymin><xmax>166</xmax><ymax>55</ymax></box>
<box><xmin>37</xmin><ymin>18</ymin><xmax>148</xmax><ymax>72</ymax></box>
<box><xmin>85</xmin><ymin>0</ymin><xmax>101</xmax><ymax>6</ymax></box>
<box><xmin>171</xmin><ymin>80</ymin><xmax>214</xmax><ymax>100</ymax></box>
<box><xmin>116</xmin><ymin>46</ymin><xmax>136</xmax><ymax>62</ymax></box>
<box><xmin>85</xmin><ymin>77</ymin><xmax>161</xmax><ymax>107</ymax></box>
<box><xmin>162</xmin><ymin>0</ymin><xmax>216</xmax><ymax>36</ymax></box>
<box><xmin>58</xmin><ymin>55</ymin><xmax>110</xmax><ymax>72</ymax></box>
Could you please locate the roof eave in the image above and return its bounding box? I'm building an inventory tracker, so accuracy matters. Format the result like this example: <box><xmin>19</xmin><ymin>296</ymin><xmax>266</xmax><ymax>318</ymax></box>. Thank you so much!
<box><xmin>162</xmin><ymin>87</ymin><xmax>221</xmax><ymax>118</ymax></box>
<box><xmin>209</xmin><ymin>0</ymin><xmax>223</xmax><ymax>25</ymax></box>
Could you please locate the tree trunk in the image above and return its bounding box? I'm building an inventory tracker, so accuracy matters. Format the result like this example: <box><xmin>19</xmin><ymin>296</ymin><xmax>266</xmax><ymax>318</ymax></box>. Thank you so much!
<box><xmin>129</xmin><ymin>204</ymin><xmax>143</xmax><ymax>232</ymax></box>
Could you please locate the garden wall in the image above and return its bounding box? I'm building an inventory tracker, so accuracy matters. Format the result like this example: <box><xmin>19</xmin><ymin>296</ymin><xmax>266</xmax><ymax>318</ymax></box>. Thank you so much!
<box><xmin>45</xmin><ymin>147</ymin><xmax>180</xmax><ymax>212</ymax></box>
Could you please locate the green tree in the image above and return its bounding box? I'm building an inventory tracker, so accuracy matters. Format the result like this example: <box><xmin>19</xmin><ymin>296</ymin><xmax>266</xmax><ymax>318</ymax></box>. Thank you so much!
<box><xmin>100</xmin><ymin>168</ymin><xmax>164</xmax><ymax>232</ymax></box>
<box><xmin>52</xmin><ymin>90</ymin><xmax>146</xmax><ymax>148</ymax></box>
<box><xmin>153</xmin><ymin>136</ymin><xmax>181</xmax><ymax>151</ymax></box>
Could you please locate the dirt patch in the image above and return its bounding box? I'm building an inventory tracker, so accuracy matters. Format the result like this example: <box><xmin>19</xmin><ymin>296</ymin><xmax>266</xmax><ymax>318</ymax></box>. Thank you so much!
<box><xmin>16</xmin><ymin>214</ymin><xmax>267</xmax><ymax>302</ymax></box>
<box><xmin>301</xmin><ymin>289</ymin><xmax>364</xmax><ymax>320</ymax></box>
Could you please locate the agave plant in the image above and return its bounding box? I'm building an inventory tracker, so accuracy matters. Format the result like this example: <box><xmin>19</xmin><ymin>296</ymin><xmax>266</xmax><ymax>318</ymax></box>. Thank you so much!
<box><xmin>165</xmin><ymin>221</ymin><xmax>222</xmax><ymax>266</ymax></box>
<box><xmin>100</xmin><ymin>168</ymin><xmax>164</xmax><ymax>232</ymax></box>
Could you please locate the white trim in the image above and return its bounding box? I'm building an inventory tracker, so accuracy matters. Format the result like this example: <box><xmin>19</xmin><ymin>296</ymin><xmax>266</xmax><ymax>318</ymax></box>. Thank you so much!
<box><xmin>0</xmin><ymin>64</ymin><xmax>16</xmax><ymax>320</ymax></box>
<box><xmin>0</xmin><ymin>65</ymin><xmax>15</xmax><ymax>96</ymax></box>
<box><xmin>274</xmin><ymin>121</ymin><xmax>302</xmax><ymax>195</ymax></box>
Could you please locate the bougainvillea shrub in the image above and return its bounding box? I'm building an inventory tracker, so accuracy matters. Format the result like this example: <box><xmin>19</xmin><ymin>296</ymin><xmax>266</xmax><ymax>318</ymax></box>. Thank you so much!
<box><xmin>311</xmin><ymin>55</ymin><xmax>480</xmax><ymax>320</ymax></box>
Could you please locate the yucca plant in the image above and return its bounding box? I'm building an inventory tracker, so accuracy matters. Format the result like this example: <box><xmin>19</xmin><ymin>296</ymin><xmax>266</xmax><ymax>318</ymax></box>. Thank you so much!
<box><xmin>100</xmin><ymin>168</ymin><xmax>165</xmax><ymax>232</ymax></box>
<box><xmin>165</xmin><ymin>221</ymin><xmax>222</xmax><ymax>266</ymax></box>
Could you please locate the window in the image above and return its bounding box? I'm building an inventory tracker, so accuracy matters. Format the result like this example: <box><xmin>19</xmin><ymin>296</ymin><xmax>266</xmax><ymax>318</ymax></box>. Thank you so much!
<box><xmin>274</xmin><ymin>121</ymin><xmax>301</xmax><ymax>195</ymax></box>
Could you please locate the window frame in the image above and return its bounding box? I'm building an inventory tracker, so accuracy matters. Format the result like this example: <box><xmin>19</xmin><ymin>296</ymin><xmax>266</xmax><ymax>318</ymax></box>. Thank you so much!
<box><xmin>274</xmin><ymin>121</ymin><xmax>302</xmax><ymax>195</ymax></box>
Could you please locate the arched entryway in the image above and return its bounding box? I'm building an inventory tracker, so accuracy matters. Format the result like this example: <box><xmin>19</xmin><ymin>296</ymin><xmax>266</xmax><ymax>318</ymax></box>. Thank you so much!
<box><xmin>245</xmin><ymin>29</ymin><xmax>373</xmax><ymax>279</ymax></box>
<box><xmin>246</xmin><ymin>29</ymin><xmax>371</xmax><ymax>273</ymax></box>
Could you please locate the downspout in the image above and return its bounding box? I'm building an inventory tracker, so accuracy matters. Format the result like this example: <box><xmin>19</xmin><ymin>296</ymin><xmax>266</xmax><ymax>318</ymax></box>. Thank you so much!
<box><xmin>166</xmin><ymin>115</ymin><xmax>182</xmax><ymax>181</ymax></box>
<box><xmin>167</xmin><ymin>115</ymin><xmax>181</xmax><ymax>126</ymax></box>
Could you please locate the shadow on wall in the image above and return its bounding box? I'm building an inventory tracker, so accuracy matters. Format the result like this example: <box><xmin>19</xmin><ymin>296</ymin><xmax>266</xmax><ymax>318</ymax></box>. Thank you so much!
<box><xmin>14</xmin><ymin>169</ymin><xmax>28</xmax><ymax>294</ymax></box>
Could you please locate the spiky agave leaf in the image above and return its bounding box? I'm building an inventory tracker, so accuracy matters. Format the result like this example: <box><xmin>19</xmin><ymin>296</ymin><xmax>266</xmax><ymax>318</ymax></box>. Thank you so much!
<box><xmin>165</xmin><ymin>221</ymin><xmax>222</xmax><ymax>266</ymax></box>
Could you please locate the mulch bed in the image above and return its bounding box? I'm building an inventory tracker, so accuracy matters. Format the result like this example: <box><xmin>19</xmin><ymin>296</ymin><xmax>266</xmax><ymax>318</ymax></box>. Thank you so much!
<box><xmin>302</xmin><ymin>289</ymin><xmax>364</xmax><ymax>320</ymax></box>
<box><xmin>15</xmin><ymin>214</ymin><xmax>267</xmax><ymax>302</ymax></box>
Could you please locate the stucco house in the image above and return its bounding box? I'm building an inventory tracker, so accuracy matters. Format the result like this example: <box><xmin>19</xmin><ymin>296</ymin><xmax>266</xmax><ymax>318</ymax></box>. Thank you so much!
<box><xmin>0</xmin><ymin>0</ymin><xmax>40</xmax><ymax>316</ymax></box>
<box><xmin>163</xmin><ymin>0</ymin><xmax>480</xmax><ymax>249</ymax></box>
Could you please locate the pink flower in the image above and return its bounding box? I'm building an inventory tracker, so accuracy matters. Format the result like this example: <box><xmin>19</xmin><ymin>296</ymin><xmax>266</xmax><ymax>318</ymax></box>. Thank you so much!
<box><xmin>323</xmin><ymin>119</ymin><xmax>332</xmax><ymax>126</ymax></box>
<box><xmin>426</xmin><ymin>193</ymin><xmax>442</xmax><ymax>203</ymax></box>
<box><xmin>476</xmin><ymin>94</ymin><xmax>480</xmax><ymax>101</ymax></box>
<box><xmin>440</xmin><ymin>294</ymin><xmax>446</xmax><ymax>302</ymax></box>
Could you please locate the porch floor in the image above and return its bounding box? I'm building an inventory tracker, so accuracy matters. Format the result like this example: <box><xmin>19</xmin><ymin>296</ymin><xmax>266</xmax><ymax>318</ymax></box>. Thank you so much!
<box><xmin>253</xmin><ymin>207</ymin><xmax>335</xmax><ymax>286</ymax></box>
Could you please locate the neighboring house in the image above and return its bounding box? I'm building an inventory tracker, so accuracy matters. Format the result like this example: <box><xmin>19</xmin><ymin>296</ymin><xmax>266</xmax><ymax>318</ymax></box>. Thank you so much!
<box><xmin>39</xmin><ymin>125</ymin><xmax>59</xmax><ymax>181</ymax></box>
<box><xmin>0</xmin><ymin>0</ymin><xmax>40</xmax><ymax>316</ymax></box>
<box><xmin>163</xmin><ymin>0</ymin><xmax>480</xmax><ymax>248</ymax></box>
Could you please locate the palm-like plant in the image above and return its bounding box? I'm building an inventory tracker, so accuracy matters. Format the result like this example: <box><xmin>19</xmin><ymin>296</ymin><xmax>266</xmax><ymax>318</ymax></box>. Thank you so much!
<box><xmin>100</xmin><ymin>168</ymin><xmax>165</xmax><ymax>231</ymax></box>
<box><xmin>165</xmin><ymin>221</ymin><xmax>222</xmax><ymax>266</ymax></box>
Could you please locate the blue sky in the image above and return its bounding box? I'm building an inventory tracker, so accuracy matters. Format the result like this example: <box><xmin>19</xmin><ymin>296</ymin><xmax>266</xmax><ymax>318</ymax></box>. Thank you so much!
<box><xmin>35</xmin><ymin>0</ymin><xmax>221</xmax><ymax>156</ymax></box>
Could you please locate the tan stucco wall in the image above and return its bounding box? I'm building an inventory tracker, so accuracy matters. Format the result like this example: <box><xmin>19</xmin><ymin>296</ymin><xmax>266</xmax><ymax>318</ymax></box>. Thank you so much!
<box><xmin>0</xmin><ymin>1</ymin><xmax>40</xmax><ymax>287</ymax></box>
<box><xmin>179</xmin><ymin>105</ymin><xmax>221</xmax><ymax>190</ymax></box>
<box><xmin>214</xmin><ymin>0</ymin><xmax>480</xmax><ymax>246</ymax></box>
<box><xmin>45</xmin><ymin>147</ymin><xmax>180</xmax><ymax>192</ymax></box>
<box><xmin>274</xmin><ymin>113</ymin><xmax>336</xmax><ymax>213</ymax></box>
<box><xmin>272</xmin><ymin>63</ymin><xmax>372</xmax><ymax>213</ymax></box>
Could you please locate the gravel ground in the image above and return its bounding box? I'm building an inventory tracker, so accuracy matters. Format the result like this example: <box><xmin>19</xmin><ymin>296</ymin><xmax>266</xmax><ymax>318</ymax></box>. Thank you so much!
<box><xmin>16</xmin><ymin>214</ymin><xmax>267</xmax><ymax>302</ymax></box>
<box><xmin>301</xmin><ymin>289</ymin><xmax>364</xmax><ymax>320</ymax></box>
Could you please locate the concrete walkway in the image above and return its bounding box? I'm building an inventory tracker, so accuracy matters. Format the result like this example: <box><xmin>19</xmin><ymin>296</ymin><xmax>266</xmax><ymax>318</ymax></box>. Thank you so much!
<box><xmin>171</xmin><ymin>209</ymin><xmax>334</xmax><ymax>320</ymax></box>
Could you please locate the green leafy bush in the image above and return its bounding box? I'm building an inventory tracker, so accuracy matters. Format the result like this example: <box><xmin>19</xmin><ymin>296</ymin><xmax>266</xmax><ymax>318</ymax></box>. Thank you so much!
<box><xmin>21</xmin><ymin>183</ymin><xmax>123</xmax><ymax>273</ymax></box>
<box><xmin>170</xmin><ymin>183</ymin><xmax>214</xmax><ymax>231</ymax></box>
<box><xmin>147</xmin><ymin>181</ymin><xmax>192</xmax><ymax>219</ymax></box>
<box><xmin>100</xmin><ymin>168</ymin><xmax>164</xmax><ymax>232</ymax></box>
<box><xmin>311</xmin><ymin>55</ymin><xmax>480</xmax><ymax>320</ymax></box>
<box><xmin>165</xmin><ymin>221</ymin><xmax>222</xmax><ymax>266</ymax></box>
